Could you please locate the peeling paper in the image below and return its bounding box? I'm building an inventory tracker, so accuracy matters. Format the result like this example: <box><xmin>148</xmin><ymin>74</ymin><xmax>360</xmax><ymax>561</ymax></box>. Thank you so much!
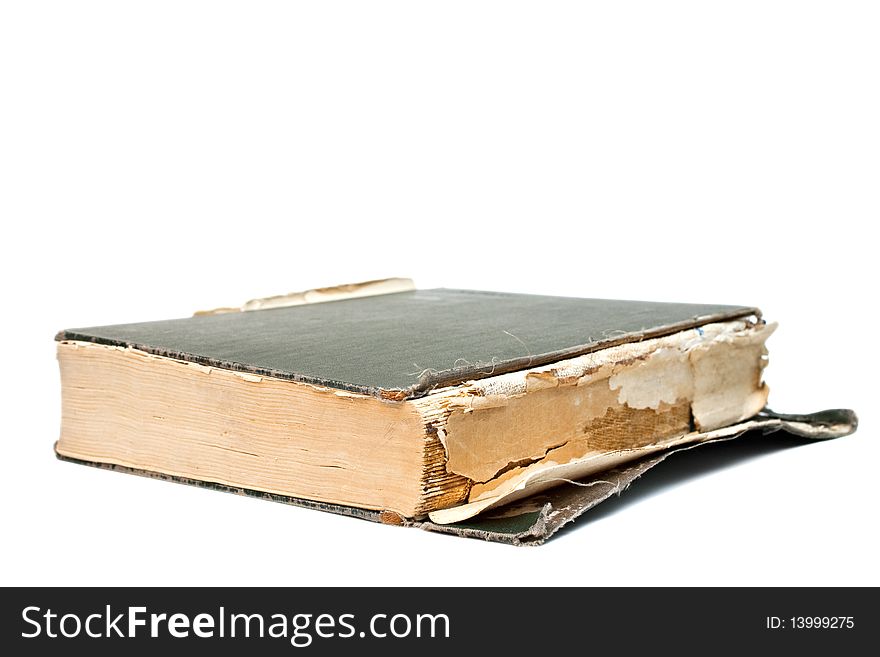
<box><xmin>233</xmin><ymin>372</ymin><xmax>263</xmax><ymax>383</ymax></box>
<box><xmin>416</xmin><ymin>409</ymin><xmax>857</xmax><ymax>544</ymax></box>
<box><xmin>608</xmin><ymin>347</ymin><xmax>693</xmax><ymax>409</ymax></box>
<box><xmin>432</xmin><ymin>320</ymin><xmax>774</xmax><ymax>487</ymax></box>
<box><xmin>466</xmin><ymin>320</ymin><xmax>756</xmax><ymax>399</ymax></box>
<box><xmin>689</xmin><ymin>323</ymin><xmax>775</xmax><ymax>430</ymax></box>
<box><xmin>429</xmin><ymin>415</ymin><xmax>770</xmax><ymax>525</ymax></box>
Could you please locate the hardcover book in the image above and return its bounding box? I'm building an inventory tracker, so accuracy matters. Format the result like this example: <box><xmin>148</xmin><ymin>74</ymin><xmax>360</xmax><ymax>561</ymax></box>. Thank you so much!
<box><xmin>54</xmin><ymin>278</ymin><xmax>856</xmax><ymax>544</ymax></box>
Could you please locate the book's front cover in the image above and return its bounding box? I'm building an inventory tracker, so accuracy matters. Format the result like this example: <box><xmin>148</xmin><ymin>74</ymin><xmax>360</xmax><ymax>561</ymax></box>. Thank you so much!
<box><xmin>58</xmin><ymin>288</ymin><xmax>758</xmax><ymax>399</ymax></box>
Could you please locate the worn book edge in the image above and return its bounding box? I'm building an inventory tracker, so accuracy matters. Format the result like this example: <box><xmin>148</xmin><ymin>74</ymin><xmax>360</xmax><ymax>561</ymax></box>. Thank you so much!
<box><xmin>54</xmin><ymin>408</ymin><xmax>857</xmax><ymax>546</ymax></box>
<box><xmin>58</xmin><ymin>278</ymin><xmax>762</xmax><ymax>401</ymax></box>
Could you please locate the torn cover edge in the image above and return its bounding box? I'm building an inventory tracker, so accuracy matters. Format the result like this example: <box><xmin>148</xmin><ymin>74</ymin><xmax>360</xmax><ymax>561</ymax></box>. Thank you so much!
<box><xmin>54</xmin><ymin>408</ymin><xmax>857</xmax><ymax>546</ymax></box>
<box><xmin>193</xmin><ymin>277</ymin><xmax>416</xmax><ymax>316</ymax></box>
<box><xmin>412</xmin><ymin>408</ymin><xmax>858</xmax><ymax>545</ymax></box>
<box><xmin>61</xmin><ymin>288</ymin><xmax>762</xmax><ymax>401</ymax></box>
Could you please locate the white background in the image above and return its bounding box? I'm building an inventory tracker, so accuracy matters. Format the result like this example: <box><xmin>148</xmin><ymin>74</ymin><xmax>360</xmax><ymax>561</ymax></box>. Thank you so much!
<box><xmin>1</xmin><ymin>2</ymin><xmax>877</xmax><ymax>586</ymax></box>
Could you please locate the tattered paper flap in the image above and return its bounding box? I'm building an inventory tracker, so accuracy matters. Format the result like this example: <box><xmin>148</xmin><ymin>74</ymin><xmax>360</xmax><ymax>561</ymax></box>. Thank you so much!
<box><xmin>408</xmin><ymin>408</ymin><xmax>858</xmax><ymax>544</ymax></box>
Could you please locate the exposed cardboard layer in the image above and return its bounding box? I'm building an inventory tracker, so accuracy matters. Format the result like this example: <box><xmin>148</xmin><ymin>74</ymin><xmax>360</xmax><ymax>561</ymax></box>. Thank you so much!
<box><xmin>414</xmin><ymin>425</ymin><xmax>471</xmax><ymax>515</ymax></box>
<box><xmin>470</xmin><ymin>401</ymin><xmax>692</xmax><ymax>501</ymax></box>
<box><xmin>417</xmin><ymin>320</ymin><xmax>774</xmax><ymax>523</ymax></box>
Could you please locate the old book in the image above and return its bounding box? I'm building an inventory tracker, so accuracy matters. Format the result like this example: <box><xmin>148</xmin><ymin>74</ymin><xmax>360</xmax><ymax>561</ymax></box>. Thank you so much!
<box><xmin>54</xmin><ymin>279</ymin><xmax>853</xmax><ymax>536</ymax></box>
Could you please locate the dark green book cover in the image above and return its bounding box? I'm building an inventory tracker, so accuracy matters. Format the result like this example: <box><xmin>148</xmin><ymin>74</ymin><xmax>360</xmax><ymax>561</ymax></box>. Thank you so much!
<box><xmin>57</xmin><ymin>287</ymin><xmax>759</xmax><ymax>399</ymax></box>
